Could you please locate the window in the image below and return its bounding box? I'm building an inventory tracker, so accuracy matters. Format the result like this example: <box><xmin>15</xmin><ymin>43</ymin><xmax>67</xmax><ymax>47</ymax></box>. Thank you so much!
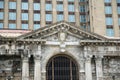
<box><xmin>79</xmin><ymin>0</ymin><xmax>85</xmax><ymax>2</ymax></box>
<box><xmin>22</xmin><ymin>13</ymin><xmax>28</xmax><ymax>20</ymax></box>
<box><xmin>57</xmin><ymin>4</ymin><xmax>63</xmax><ymax>11</ymax></box>
<box><xmin>9</xmin><ymin>12</ymin><xmax>16</xmax><ymax>20</ymax></box>
<box><xmin>106</xmin><ymin>28</ymin><xmax>114</xmax><ymax>37</ymax></box>
<box><xmin>22</xmin><ymin>3</ymin><xmax>28</xmax><ymax>10</ymax></box>
<box><xmin>46</xmin><ymin>55</ymin><xmax>79</xmax><ymax>80</ymax></box>
<box><xmin>0</xmin><ymin>1</ymin><xmax>4</xmax><ymax>8</ymax></box>
<box><xmin>68</xmin><ymin>0</ymin><xmax>74</xmax><ymax>2</ymax></box>
<box><xmin>80</xmin><ymin>15</ymin><xmax>86</xmax><ymax>22</ymax></box>
<box><xmin>80</xmin><ymin>5</ymin><xmax>85</xmax><ymax>12</ymax></box>
<box><xmin>0</xmin><ymin>12</ymin><xmax>3</xmax><ymax>20</ymax></box>
<box><xmin>105</xmin><ymin>6</ymin><xmax>112</xmax><ymax>14</ymax></box>
<box><xmin>9</xmin><ymin>2</ymin><xmax>16</xmax><ymax>9</ymax></box>
<box><xmin>22</xmin><ymin>24</ymin><xmax>28</xmax><ymax>29</ymax></box>
<box><xmin>9</xmin><ymin>23</ymin><xmax>16</xmax><ymax>29</ymax></box>
<box><xmin>34</xmin><ymin>14</ymin><xmax>40</xmax><ymax>21</ymax></box>
<box><xmin>46</xmin><ymin>3</ymin><xmax>52</xmax><ymax>11</ymax></box>
<box><xmin>106</xmin><ymin>17</ymin><xmax>113</xmax><ymax>25</ymax></box>
<box><xmin>104</xmin><ymin>0</ymin><xmax>111</xmax><ymax>3</ymax></box>
<box><xmin>118</xmin><ymin>7</ymin><xmax>120</xmax><ymax>14</ymax></box>
<box><xmin>57</xmin><ymin>14</ymin><xmax>64</xmax><ymax>21</ymax></box>
<box><xmin>34</xmin><ymin>24</ymin><xmax>40</xmax><ymax>30</ymax></box>
<box><xmin>68</xmin><ymin>4</ymin><xmax>74</xmax><ymax>12</ymax></box>
<box><xmin>46</xmin><ymin>14</ymin><xmax>52</xmax><ymax>21</ymax></box>
<box><xmin>34</xmin><ymin>3</ymin><xmax>40</xmax><ymax>10</ymax></box>
<box><xmin>68</xmin><ymin>15</ymin><xmax>75</xmax><ymax>22</ymax></box>
<box><xmin>0</xmin><ymin>23</ymin><xmax>3</xmax><ymax>28</ymax></box>
<box><xmin>117</xmin><ymin>0</ymin><xmax>120</xmax><ymax>3</ymax></box>
<box><xmin>119</xmin><ymin>18</ymin><xmax>120</xmax><ymax>25</ymax></box>
<box><xmin>22</xmin><ymin>0</ymin><xmax>28</xmax><ymax>2</ymax></box>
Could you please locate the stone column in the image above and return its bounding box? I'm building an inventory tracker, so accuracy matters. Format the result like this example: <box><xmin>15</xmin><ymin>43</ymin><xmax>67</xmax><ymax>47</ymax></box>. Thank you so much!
<box><xmin>95</xmin><ymin>56</ymin><xmax>103</xmax><ymax>80</ymax></box>
<box><xmin>85</xmin><ymin>57</ymin><xmax>92</xmax><ymax>80</ymax></box>
<box><xmin>41</xmin><ymin>71</ymin><xmax>46</xmax><ymax>80</ymax></box>
<box><xmin>84</xmin><ymin>47</ymin><xmax>92</xmax><ymax>80</ymax></box>
<box><xmin>34</xmin><ymin>45</ymin><xmax>42</xmax><ymax>80</ymax></box>
<box><xmin>34</xmin><ymin>57</ymin><xmax>41</xmax><ymax>80</ymax></box>
<box><xmin>22</xmin><ymin>57</ymin><xmax>29</xmax><ymax>80</ymax></box>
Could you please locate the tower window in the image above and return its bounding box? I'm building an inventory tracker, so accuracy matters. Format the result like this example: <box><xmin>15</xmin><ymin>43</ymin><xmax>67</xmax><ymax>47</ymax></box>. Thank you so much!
<box><xmin>0</xmin><ymin>1</ymin><xmax>4</xmax><ymax>8</ymax></box>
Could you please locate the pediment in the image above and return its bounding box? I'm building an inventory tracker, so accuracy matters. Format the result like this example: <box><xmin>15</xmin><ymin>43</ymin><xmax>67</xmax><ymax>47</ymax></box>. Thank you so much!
<box><xmin>17</xmin><ymin>21</ymin><xmax>107</xmax><ymax>41</ymax></box>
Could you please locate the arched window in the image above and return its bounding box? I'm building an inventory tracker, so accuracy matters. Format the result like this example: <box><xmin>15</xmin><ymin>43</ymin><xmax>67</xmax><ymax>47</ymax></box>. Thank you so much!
<box><xmin>46</xmin><ymin>55</ymin><xmax>79</xmax><ymax>80</ymax></box>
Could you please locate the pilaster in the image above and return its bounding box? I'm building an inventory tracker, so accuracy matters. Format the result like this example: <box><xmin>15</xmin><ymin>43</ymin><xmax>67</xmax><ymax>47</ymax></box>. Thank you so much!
<box><xmin>84</xmin><ymin>46</ymin><xmax>92</xmax><ymax>80</ymax></box>
<box><xmin>85</xmin><ymin>56</ymin><xmax>92</xmax><ymax>80</ymax></box>
<box><xmin>22</xmin><ymin>57</ymin><xmax>29</xmax><ymax>80</ymax></box>
<box><xmin>34</xmin><ymin>45</ymin><xmax>42</xmax><ymax>80</ymax></box>
<box><xmin>95</xmin><ymin>56</ymin><xmax>103</xmax><ymax>80</ymax></box>
<box><xmin>34</xmin><ymin>57</ymin><xmax>41</xmax><ymax>80</ymax></box>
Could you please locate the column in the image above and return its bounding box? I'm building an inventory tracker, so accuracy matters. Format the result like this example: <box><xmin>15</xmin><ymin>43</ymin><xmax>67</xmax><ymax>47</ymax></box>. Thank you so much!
<box><xmin>29</xmin><ymin>0</ymin><xmax>33</xmax><ymax>30</ymax></box>
<box><xmin>41</xmin><ymin>0</ymin><xmax>45</xmax><ymax>27</ymax></box>
<box><xmin>95</xmin><ymin>56</ymin><xmax>103</xmax><ymax>80</ymax></box>
<box><xmin>17</xmin><ymin>0</ymin><xmax>21</xmax><ymax>29</ymax></box>
<box><xmin>22</xmin><ymin>57</ymin><xmax>29</xmax><ymax>80</ymax></box>
<box><xmin>4</xmin><ymin>0</ymin><xmax>8</xmax><ymax>28</ymax></box>
<box><xmin>84</xmin><ymin>47</ymin><xmax>92</xmax><ymax>80</ymax></box>
<box><xmin>85</xmin><ymin>57</ymin><xmax>92</xmax><ymax>80</ymax></box>
<box><xmin>41</xmin><ymin>71</ymin><xmax>46</xmax><ymax>80</ymax></box>
<box><xmin>34</xmin><ymin>57</ymin><xmax>41</xmax><ymax>80</ymax></box>
<box><xmin>34</xmin><ymin>45</ymin><xmax>42</xmax><ymax>80</ymax></box>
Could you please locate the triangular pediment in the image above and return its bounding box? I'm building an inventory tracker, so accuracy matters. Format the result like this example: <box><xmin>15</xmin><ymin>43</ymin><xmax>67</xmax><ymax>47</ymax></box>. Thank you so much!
<box><xmin>17</xmin><ymin>21</ymin><xmax>107</xmax><ymax>41</ymax></box>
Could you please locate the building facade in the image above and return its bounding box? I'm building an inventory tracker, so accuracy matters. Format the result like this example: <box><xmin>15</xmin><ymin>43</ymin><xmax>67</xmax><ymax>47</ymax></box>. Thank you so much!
<box><xmin>0</xmin><ymin>22</ymin><xmax>120</xmax><ymax>80</ymax></box>
<box><xmin>0</xmin><ymin>0</ymin><xmax>120</xmax><ymax>80</ymax></box>
<box><xmin>0</xmin><ymin>0</ymin><xmax>120</xmax><ymax>37</ymax></box>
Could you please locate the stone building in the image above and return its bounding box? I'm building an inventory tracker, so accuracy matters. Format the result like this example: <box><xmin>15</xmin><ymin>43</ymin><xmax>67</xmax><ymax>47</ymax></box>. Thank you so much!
<box><xmin>0</xmin><ymin>0</ymin><xmax>120</xmax><ymax>37</ymax></box>
<box><xmin>0</xmin><ymin>21</ymin><xmax>120</xmax><ymax>80</ymax></box>
<box><xmin>0</xmin><ymin>0</ymin><xmax>120</xmax><ymax>80</ymax></box>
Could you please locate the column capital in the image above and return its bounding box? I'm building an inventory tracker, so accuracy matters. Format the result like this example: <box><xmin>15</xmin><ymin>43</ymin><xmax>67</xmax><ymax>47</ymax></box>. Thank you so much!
<box><xmin>21</xmin><ymin>50</ymin><xmax>30</xmax><ymax>60</ymax></box>
<box><xmin>34</xmin><ymin>54</ymin><xmax>42</xmax><ymax>60</ymax></box>
<box><xmin>85</xmin><ymin>55</ymin><xmax>92</xmax><ymax>62</ymax></box>
<box><xmin>95</xmin><ymin>55</ymin><xmax>103</xmax><ymax>61</ymax></box>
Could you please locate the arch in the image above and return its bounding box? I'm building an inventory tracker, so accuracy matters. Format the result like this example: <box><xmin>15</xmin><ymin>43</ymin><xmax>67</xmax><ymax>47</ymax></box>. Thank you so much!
<box><xmin>46</xmin><ymin>54</ymin><xmax>79</xmax><ymax>80</ymax></box>
<box><xmin>44</xmin><ymin>51</ymin><xmax>80</xmax><ymax>71</ymax></box>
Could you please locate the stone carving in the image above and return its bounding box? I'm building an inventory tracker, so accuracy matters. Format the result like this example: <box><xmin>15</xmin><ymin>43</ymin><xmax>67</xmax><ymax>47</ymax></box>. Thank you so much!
<box><xmin>42</xmin><ymin>33</ymin><xmax>58</xmax><ymax>41</ymax></box>
<box><xmin>59</xmin><ymin>32</ymin><xmax>66</xmax><ymax>41</ymax></box>
<box><xmin>66</xmin><ymin>35</ymin><xmax>80</xmax><ymax>41</ymax></box>
<box><xmin>109</xmin><ymin>58</ymin><xmax>120</xmax><ymax>73</ymax></box>
<box><xmin>0</xmin><ymin>60</ymin><xmax>13</xmax><ymax>73</ymax></box>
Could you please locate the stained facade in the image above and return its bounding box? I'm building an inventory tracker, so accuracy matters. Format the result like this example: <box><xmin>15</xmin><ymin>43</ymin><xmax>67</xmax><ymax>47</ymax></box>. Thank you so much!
<box><xmin>0</xmin><ymin>22</ymin><xmax>120</xmax><ymax>80</ymax></box>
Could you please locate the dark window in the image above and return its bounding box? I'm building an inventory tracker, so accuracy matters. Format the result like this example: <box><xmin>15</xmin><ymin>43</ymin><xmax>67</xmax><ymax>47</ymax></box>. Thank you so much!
<box><xmin>46</xmin><ymin>55</ymin><xmax>79</xmax><ymax>80</ymax></box>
